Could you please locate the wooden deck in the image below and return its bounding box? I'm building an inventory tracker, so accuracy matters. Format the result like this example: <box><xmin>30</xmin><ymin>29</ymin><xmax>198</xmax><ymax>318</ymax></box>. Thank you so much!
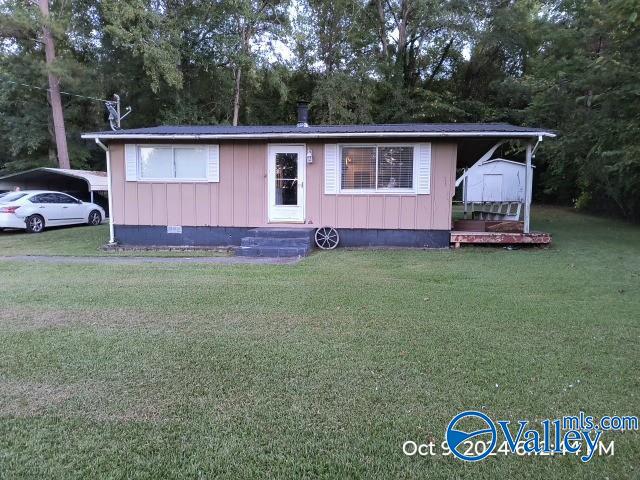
<box><xmin>450</xmin><ymin>230</ymin><xmax>552</xmax><ymax>247</ymax></box>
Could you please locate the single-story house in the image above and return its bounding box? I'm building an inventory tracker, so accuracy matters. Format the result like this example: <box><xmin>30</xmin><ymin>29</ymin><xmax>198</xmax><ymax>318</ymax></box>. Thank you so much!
<box><xmin>82</xmin><ymin>103</ymin><xmax>555</xmax><ymax>255</ymax></box>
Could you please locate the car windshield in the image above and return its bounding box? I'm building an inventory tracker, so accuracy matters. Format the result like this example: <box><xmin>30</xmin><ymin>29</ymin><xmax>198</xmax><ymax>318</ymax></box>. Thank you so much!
<box><xmin>0</xmin><ymin>192</ymin><xmax>28</xmax><ymax>203</ymax></box>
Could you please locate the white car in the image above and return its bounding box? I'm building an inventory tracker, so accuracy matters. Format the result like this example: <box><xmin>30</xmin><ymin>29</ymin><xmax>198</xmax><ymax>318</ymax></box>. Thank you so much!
<box><xmin>0</xmin><ymin>190</ymin><xmax>105</xmax><ymax>233</ymax></box>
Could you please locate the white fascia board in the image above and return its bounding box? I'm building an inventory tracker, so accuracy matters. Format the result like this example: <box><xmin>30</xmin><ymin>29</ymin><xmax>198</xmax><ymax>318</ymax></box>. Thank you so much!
<box><xmin>82</xmin><ymin>131</ymin><xmax>556</xmax><ymax>140</ymax></box>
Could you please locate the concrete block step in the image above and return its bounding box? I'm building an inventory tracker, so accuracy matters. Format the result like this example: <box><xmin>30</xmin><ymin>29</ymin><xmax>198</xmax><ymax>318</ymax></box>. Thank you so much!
<box><xmin>235</xmin><ymin>246</ymin><xmax>311</xmax><ymax>257</ymax></box>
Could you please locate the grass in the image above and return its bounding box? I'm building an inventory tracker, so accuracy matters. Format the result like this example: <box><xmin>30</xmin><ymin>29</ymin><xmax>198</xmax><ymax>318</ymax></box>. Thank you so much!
<box><xmin>0</xmin><ymin>224</ymin><xmax>228</xmax><ymax>257</ymax></box>
<box><xmin>0</xmin><ymin>206</ymin><xmax>638</xmax><ymax>478</ymax></box>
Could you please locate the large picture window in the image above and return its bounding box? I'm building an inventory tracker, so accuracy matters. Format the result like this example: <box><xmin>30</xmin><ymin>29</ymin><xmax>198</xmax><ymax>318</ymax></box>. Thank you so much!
<box><xmin>139</xmin><ymin>146</ymin><xmax>208</xmax><ymax>180</ymax></box>
<box><xmin>341</xmin><ymin>145</ymin><xmax>414</xmax><ymax>191</ymax></box>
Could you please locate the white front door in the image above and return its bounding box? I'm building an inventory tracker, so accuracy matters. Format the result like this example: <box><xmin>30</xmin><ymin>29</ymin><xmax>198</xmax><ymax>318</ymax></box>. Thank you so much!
<box><xmin>268</xmin><ymin>144</ymin><xmax>305</xmax><ymax>223</ymax></box>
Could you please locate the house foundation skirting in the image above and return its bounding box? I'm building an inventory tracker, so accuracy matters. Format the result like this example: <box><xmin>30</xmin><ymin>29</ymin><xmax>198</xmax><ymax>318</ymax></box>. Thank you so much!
<box><xmin>336</xmin><ymin>229</ymin><xmax>450</xmax><ymax>248</ymax></box>
<box><xmin>113</xmin><ymin>225</ymin><xmax>451</xmax><ymax>249</ymax></box>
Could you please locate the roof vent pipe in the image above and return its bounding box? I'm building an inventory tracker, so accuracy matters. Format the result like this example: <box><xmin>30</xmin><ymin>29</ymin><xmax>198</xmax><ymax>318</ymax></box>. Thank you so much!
<box><xmin>296</xmin><ymin>101</ymin><xmax>310</xmax><ymax>128</ymax></box>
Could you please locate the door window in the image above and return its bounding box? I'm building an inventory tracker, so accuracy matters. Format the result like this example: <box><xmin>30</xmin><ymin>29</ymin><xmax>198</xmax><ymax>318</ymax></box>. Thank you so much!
<box><xmin>54</xmin><ymin>193</ymin><xmax>79</xmax><ymax>204</ymax></box>
<box><xmin>275</xmin><ymin>153</ymin><xmax>298</xmax><ymax>206</ymax></box>
<box><xmin>30</xmin><ymin>193</ymin><xmax>56</xmax><ymax>203</ymax></box>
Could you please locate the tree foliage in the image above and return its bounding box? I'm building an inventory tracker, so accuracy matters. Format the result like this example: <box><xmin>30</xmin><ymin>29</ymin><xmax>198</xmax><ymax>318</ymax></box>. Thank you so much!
<box><xmin>0</xmin><ymin>0</ymin><xmax>638</xmax><ymax>220</ymax></box>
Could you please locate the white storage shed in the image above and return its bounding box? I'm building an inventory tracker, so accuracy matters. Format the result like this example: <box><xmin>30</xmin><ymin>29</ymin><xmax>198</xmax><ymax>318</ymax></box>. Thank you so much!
<box><xmin>462</xmin><ymin>158</ymin><xmax>530</xmax><ymax>203</ymax></box>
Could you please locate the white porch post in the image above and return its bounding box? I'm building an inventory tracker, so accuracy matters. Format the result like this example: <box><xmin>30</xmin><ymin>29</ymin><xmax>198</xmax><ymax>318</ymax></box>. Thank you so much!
<box><xmin>524</xmin><ymin>141</ymin><xmax>533</xmax><ymax>234</ymax></box>
<box><xmin>462</xmin><ymin>168</ymin><xmax>468</xmax><ymax>219</ymax></box>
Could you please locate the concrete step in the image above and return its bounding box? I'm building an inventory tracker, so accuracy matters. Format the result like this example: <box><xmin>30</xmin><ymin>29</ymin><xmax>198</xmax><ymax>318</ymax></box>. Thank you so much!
<box><xmin>235</xmin><ymin>228</ymin><xmax>316</xmax><ymax>257</ymax></box>
<box><xmin>235</xmin><ymin>245</ymin><xmax>311</xmax><ymax>257</ymax></box>
<box><xmin>241</xmin><ymin>236</ymin><xmax>313</xmax><ymax>248</ymax></box>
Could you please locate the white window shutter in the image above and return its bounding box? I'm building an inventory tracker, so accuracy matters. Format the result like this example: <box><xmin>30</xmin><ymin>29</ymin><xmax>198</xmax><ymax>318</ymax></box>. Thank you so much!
<box><xmin>324</xmin><ymin>144</ymin><xmax>338</xmax><ymax>194</ymax></box>
<box><xmin>207</xmin><ymin>145</ymin><xmax>220</xmax><ymax>182</ymax></box>
<box><xmin>125</xmin><ymin>144</ymin><xmax>137</xmax><ymax>181</ymax></box>
<box><xmin>416</xmin><ymin>143</ymin><xmax>431</xmax><ymax>194</ymax></box>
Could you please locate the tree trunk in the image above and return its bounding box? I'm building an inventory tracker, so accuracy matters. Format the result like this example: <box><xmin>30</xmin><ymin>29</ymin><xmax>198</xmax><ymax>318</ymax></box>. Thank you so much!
<box><xmin>426</xmin><ymin>38</ymin><xmax>454</xmax><ymax>87</ymax></box>
<box><xmin>232</xmin><ymin>65</ymin><xmax>241</xmax><ymax>126</ymax></box>
<box><xmin>376</xmin><ymin>0</ymin><xmax>388</xmax><ymax>57</ymax></box>
<box><xmin>396</xmin><ymin>0</ymin><xmax>412</xmax><ymax>86</ymax></box>
<box><xmin>38</xmin><ymin>0</ymin><xmax>70</xmax><ymax>169</ymax></box>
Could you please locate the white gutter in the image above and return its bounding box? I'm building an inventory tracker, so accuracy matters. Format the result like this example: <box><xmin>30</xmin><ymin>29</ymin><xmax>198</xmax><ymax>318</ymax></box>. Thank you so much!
<box><xmin>82</xmin><ymin>131</ymin><xmax>556</xmax><ymax>140</ymax></box>
<box><xmin>94</xmin><ymin>138</ymin><xmax>115</xmax><ymax>245</ymax></box>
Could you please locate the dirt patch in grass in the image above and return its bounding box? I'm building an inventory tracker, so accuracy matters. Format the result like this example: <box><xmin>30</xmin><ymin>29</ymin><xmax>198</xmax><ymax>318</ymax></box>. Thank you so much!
<box><xmin>0</xmin><ymin>377</ymin><xmax>171</xmax><ymax>422</ymax></box>
<box><xmin>0</xmin><ymin>379</ymin><xmax>78</xmax><ymax>417</ymax></box>
<box><xmin>0</xmin><ymin>306</ymin><xmax>337</xmax><ymax>336</ymax></box>
<box><xmin>0</xmin><ymin>307</ymin><xmax>199</xmax><ymax>332</ymax></box>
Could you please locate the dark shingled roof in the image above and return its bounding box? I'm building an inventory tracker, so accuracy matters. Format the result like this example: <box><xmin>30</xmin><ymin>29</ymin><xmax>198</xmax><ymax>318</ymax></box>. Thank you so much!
<box><xmin>83</xmin><ymin>123</ymin><xmax>555</xmax><ymax>139</ymax></box>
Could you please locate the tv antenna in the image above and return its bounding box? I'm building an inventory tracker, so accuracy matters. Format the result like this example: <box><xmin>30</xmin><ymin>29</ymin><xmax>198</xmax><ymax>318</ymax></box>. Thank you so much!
<box><xmin>105</xmin><ymin>94</ymin><xmax>132</xmax><ymax>130</ymax></box>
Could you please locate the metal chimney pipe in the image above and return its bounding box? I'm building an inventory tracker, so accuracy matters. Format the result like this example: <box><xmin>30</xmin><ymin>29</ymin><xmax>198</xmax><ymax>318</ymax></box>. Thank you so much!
<box><xmin>297</xmin><ymin>101</ymin><xmax>310</xmax><ymax>127</ymax></box>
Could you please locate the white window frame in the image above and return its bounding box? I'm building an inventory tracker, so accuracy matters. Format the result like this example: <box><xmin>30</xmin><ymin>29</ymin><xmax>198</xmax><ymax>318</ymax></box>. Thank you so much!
<box><xmin>338</xmin><ymin>143</ymin><xmax>419</xmax><ymax>195</ymax></box>
<box><xmin>137</xmin><ymin>144</ymin><xmax>210</xmax><ymax>182</ymax></box>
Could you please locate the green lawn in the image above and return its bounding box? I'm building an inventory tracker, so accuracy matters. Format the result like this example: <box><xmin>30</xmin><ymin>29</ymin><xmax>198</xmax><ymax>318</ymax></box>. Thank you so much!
<box><xmin>0</xmin><ymin>207</ymin><xmax>638</xmax><ymax>479</ymax></box>
<box><xmin>0</xmin><ymin>224</ymin><xmax>227</xmax><ymax>257</ymax></box>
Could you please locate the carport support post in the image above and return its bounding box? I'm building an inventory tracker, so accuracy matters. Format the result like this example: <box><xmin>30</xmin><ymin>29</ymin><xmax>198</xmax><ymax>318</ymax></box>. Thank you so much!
<box><xmin>524</xmin><ymin>141</ymin><xmax>533</xmax><ymax>234</ymax></box>
<box><xmin>462</xmin><ymin>169</ymin><xmax>468</xmax><ymax>219</ymax></box>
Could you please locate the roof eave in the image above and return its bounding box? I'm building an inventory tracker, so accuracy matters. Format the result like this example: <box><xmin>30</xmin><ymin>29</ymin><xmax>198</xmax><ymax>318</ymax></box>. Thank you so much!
<box><xmin>82</xmin><ymin>131</ymin><xmax>556</xmax><ymax>140</ymax></box>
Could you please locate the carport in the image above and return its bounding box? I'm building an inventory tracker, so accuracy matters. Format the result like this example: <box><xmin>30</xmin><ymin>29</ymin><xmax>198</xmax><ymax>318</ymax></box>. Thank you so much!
<box><xmin>0</xmin><ymin>168</ymin><xmax>108</xmax><ymax>215</ymax></box>
<box><xmin>451</xmin><ymin>136</ymin><xmax>552</xmax><ymax>246</ymax></box>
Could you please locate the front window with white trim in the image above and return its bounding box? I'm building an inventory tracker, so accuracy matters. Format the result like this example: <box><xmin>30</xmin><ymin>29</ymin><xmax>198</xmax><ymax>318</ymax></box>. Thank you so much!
<box><xmin>340</xmin><ymin>145</ymin><xmax>415</xmax><ymax>192</ymax></box>
<box><xmin>139</xmin><ymin>146</ymin><xmax>208</xmax><ymax>180</ymax></box>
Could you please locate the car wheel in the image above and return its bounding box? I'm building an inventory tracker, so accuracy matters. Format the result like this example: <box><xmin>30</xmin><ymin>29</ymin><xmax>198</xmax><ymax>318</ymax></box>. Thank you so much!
<box><xmin>26</xmin><ymin>214</ymin><xmax>45</xmax><ymax>233</ymax></box>
<box><xmin>88</xmin><ymin>210</ymin><xmax>102</xmax><ymax>226</ymax></box>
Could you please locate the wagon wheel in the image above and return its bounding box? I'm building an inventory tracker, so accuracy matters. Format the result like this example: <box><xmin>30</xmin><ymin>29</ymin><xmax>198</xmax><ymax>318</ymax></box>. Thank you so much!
<box><xmin>315</xmin><ymin>227</ymin><xmax>339</xmax><ymax>250</ymax></box>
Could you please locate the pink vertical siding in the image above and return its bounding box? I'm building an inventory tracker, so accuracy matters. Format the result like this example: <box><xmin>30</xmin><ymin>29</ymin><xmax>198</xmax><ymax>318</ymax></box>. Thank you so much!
<box><xmin>151</xmin><ymin>184</ymin><xmax>167</xmax><ymax>225</ymax></box>
<box><xmin>247</xmin><ymin>143</ymin><xmax>266</xmax><ymax>225</ymax></box>
<box><xmin>383</xmin><ymin>196</ymin><xmax>401</xmax><ymax>229</ymax></box>
<box><xmin>123</xmin><ymin>179</ymin><xmax>138</xmax><ymax>225</ymax></box>
<box><xmin>368</xmin><ymin>196</ymin><xmax>384</xmax><ymax>228</ymax></box>
<box><xmin>400</xmin><ymin>196</ymin><xmax>417</xmax><ymax>229</ymax></box>
<box><xmin>232</xmin><ymin>142</ymin><xmax>249</xmax><ymax>226</ymax></box>
<box><xmin>352</xmin><ymin>196</ymin><xmax>368</xmax><ymax>228</ymax></box>
<box><xmin>137</xmin><ymin>183</ymin><xmax>153</xmax><ymax>222</ymax></box>
<box><xmin>110</xmin><ymin>144</ymin><xmax>126</xmax><ymax>223</ymax></box>
<box><xmin>218</xmin><ymin>144</ymin><xmax>234</xmax><ymax>226</ymax></box>
<box><xmin>166</xmin><ymin>184</ymin><xmax>181</xmax><ymax>225</ymax></box>
<box><xmin>430</xmin><ymin>143</ymin><xmax>456</xmax><ymax>230</ymax></box>
<box><xmin>209</xmin><ymin>181</ymin><xmax>219</xmax><ymax>227</ymax></box>
<box><xmin>109</xmin><ymin>140</ymin><xmax>456</xmax><ymax>230</ymax></box>
<box><xmin>195</xmin><ymin>183</ymin><xmax>210</xmax><ymax>226</ymax></box>
<box><xmin>180</xmin><ymin>184</ymin><xmax>196</xmax><ymax>226</ymax></box>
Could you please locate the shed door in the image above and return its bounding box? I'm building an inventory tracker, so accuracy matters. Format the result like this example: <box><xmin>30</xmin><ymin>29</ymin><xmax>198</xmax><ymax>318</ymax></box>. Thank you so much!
<box><xmin>482</xmin><ymin>174</ymin><xmax>503</xmax><ymax>202</ymax></box>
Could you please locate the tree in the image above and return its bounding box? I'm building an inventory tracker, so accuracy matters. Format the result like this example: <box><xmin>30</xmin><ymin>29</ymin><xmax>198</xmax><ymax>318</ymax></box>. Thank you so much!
<box><xmin>220</xmin><ymin>0</ymin><xmax>290</xmax><ymax>125</ymax></box>
<box><xmin>0</xmin><ymin>0</ymin><xmax>638</xmax><ymax>221</ymax></box>
<box><xmin>38</xmin><ymin>0</ymin><xmax>69</xmax><ymax>168</ymax></box>
<box><xmin>0</xmin><ymin>0</ymin><xmax>102</xmax><ymax>171</ymax></box>
<box><xmin>522</xmin><ymin>0</ymin><xmax>640</xmax><ymax>220</ymax></box>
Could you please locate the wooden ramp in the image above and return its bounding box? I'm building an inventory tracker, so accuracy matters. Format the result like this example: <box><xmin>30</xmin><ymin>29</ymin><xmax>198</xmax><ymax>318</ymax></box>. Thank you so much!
<box><xmin>451</xmin><ymin>230</ymin><xmax>551</xmax><ymax>247</ymax></box>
